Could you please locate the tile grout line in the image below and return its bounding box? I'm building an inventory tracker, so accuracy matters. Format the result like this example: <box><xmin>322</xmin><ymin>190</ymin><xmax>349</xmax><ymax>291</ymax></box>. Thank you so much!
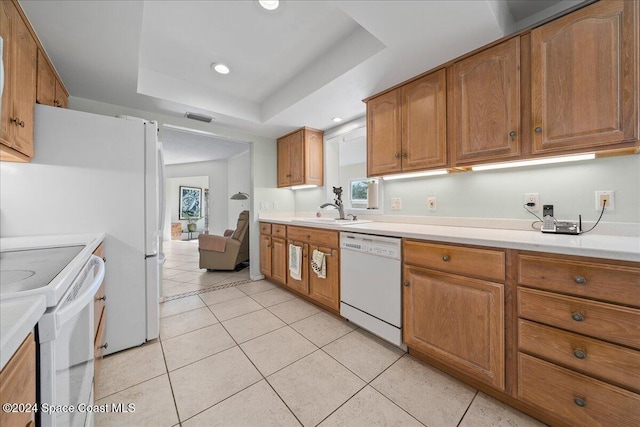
<box><xmin>456</xmin><ymin>390</ymin><xmax>480</xmax><ymax>427</ymax></box>
<box><xmin>158</xmin><ymin>337</ymin><xmax>184</xmax><ymax>426</ymax></box>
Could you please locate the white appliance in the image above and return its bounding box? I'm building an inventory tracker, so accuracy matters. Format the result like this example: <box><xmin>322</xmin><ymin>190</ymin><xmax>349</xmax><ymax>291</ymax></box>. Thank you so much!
<box><xmin>339</xmin><ymin>232</ymin><xmax>404</xmax><ymax>347</ymax></box>
<box><xmin>38</xmin><ymin>255</ymin><xmax>105</xmax><ymax>427</ymax></box>
<box><xmin>0</xmin><ymin>104</ymin><xmax>165</xmax><ymax>354</ymax></box>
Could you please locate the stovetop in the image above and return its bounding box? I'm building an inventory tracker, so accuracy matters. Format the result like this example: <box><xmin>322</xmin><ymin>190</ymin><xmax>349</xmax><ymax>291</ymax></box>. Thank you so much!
<box><xmin>0</xmin><ymin>245</ymin><xmax>84</xmax><ymax>294</ymax></box>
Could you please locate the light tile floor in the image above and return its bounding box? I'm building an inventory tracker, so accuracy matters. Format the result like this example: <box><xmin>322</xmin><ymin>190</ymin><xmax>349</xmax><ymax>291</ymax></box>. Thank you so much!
<box><xmin>95</xmin><ymin>240</ymin><xmax>546</xmax><ymax>426</ymax></box>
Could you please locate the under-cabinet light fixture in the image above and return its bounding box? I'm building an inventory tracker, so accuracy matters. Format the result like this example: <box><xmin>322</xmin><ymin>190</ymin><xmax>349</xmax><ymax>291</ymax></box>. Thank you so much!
<box><xmin>471</xmin><ymin>153</ymin><xmax>596</xmax><ymax>172</ymax></box>
<box><xmin>332</xmin><ymin>117</ymin><xmax>343</xmax><ymax>123</ymax></box>
<box><xmin>290</xmin><ymin>185</ymin><xmax>318</xmax><ymax>190</ymax></box>
<box><xmin>382</xmin><ymin>170</ymin><xmax>448</xmax><ymax>181</ymax></box>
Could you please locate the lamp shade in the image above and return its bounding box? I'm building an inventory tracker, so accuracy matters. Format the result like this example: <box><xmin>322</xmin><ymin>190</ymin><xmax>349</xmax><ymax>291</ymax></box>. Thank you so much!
<box><xmin>230</xmin><ymin>192</ymin><xmax>249</xmax><ymax>200</ymax></box>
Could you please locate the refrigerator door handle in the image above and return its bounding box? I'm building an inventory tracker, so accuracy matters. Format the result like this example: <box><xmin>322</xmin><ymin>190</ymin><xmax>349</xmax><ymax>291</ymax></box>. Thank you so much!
<box><xmin>157</xmin><ymin>142</ymin><xmax>166</xmax><ymax>235</ymax></box>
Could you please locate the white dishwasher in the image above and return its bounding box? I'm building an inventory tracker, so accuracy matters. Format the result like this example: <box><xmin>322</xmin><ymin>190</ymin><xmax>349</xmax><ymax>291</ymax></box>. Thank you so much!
<box><xmin>340</xmin><ymin>232</ymin><xmax>404</xmax><ymax>347</ymax></box>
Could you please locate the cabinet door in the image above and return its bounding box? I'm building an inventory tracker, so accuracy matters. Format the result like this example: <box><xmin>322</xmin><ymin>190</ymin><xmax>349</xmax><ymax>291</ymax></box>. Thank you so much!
<box><xmin>402</xmin><ymin>69</ymin><xmax>447</xmax><ymax>171</ymax></box>
<box><xmin>308</xmin><ymin>246</ymin><xmax>339</xmax><ymax>311</ymax></box>
<box><xmin>0</xmin><ymin>334</ymin><xmax>36</xmax><ymax>427</ymax></box>
<box><xmin>451</xmin><ymin>38</ymin><xmax>520</xmax><ymax>164</ymax></box>
<box><xmin>260</xmin><ymin>235</ymin><xmax>272</xmax><ymax>277</ymax></box>
<box><xmin>10</xmin><ymin>5</ymin><xmax>37</xmax><ymax>157</ymax></box>
<box><xmin>271</xmin><ymin>237</ymin><xmax>287</xmax><ymax>284</ymax></box>
<box><xmin>0</xmin><ymin>0</ymin><xmax>13</xmax><ymax>147</ymax></box>
<box><xmin>403</xmin><ymin>266</ymin><xmax>505</xmax><ymax>390</ymax></box>
<box><xmin>287</xmin><ymin>241</ymin><xmax>309</xmax><ymax>294</ymax></box>
<box><xmin>367</xmin><ymin>89</ymin><xmax>402</xmax><ymax>176</ymax></box>
<box><xmin>304</xmin><ymin>129</ymin><xmax>323</xmax><ymax>186</ymax></box>
<box><xmin>277</xmin><ymin>135</ymin><xmax>291</xmax><ymax>187</ymax></box>
<box><xmin>288</xmin><ymin>130</ymin><xmax>305</xmax><ymax>186</ymax></box>
<box><xmin>531</xmin><ymin>0</ymin><xmax>638</xmax><ymax>153</ymax></box>
<box><xmin>37</xmin><ymin>50</ymin><xmax>56</xmax><ymax>106</ymax></box>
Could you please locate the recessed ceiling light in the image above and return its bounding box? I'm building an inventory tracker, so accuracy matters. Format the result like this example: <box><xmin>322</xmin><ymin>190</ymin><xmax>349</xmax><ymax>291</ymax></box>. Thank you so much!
<box><xmin>211</xmin><ymin>63</ymin><xmax>230</xmax><ymax>74</ymax></box>
<box><xmin>332</xmin><ymin>117</ymin><xmax>342</xmax><ymax>123</ymax></box>
<box><xmin>258</xmin><ymin>0</ymin><xmax>279</xmax><ymax>11</ymax></box>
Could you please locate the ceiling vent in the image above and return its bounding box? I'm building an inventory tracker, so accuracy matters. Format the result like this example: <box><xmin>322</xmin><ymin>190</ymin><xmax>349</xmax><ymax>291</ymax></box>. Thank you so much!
<box><xmin>185</xmin><ymin>112</ymin><xmax>214</xmax><ymax>123</ymax></box>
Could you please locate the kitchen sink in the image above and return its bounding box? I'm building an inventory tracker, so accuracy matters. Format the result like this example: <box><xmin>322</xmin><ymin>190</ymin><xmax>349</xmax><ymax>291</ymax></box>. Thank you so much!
<box><xmin>290</xmin><ymin>218</ymin><xmax>372</xmax><ymax>226</ymax></box>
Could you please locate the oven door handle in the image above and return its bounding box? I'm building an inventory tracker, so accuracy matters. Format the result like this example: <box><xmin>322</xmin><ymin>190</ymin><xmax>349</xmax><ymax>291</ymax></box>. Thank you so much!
<box><xmin>55</xmin><ymin>255</ymin><xmax>105</xmax><ymax>329</ymax></box>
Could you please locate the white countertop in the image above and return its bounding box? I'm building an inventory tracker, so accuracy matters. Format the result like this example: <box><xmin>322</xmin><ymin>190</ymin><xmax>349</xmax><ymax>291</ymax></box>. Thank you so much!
<box><xmin>0</xmin><ymin>295</ymin><xmax>46</xmax><ymax>370</ymax></box>
<box><xmin>260</xmin><ymin>217</ymin><xmax>640</xmax><ymax>262</ymax></box>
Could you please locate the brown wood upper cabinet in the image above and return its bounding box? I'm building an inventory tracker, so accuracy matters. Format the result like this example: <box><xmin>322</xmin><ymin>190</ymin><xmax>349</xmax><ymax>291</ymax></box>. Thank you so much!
<box><xmin>367</xmin><ymin>69</ymin><xmax>447</xmax><ymax>177</ymax></box>
<box><xmin>450</xmin><ymin>38</ymin><xmax>521</xmax><ymax>165</ymax></box>
<box><xmin>37</xmin><ymin>50</ymin><xmax>68</xmax><ymax>108</ymax></box>
<box><xmin>530</xmin><ymin>0</ymin><xmax>638</xmax><ymax>154</ymax></box>
<box><xmin>0</xmin><ymin>0</ymin><xmax>37</xmax><ymax>162</ymax></box>
<box><xmin>1</xmin><ymin>0</ymin><xmax>69</xmax><ymax>163</ymax></box>
<box><xmin>277</xmin><ymin>127</ymin><xmax>323</xmax><ymax>188</ymax></box>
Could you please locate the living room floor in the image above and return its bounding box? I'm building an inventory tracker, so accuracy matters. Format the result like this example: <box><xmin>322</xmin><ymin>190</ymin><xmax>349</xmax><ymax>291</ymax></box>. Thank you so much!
<box><xmin>94</xmin><ymin>240</ymin><xmax>545</xmax><ymax>426</ymax></box>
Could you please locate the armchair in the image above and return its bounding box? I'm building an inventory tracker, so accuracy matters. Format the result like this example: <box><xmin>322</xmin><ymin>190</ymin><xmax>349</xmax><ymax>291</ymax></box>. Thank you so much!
<box><xmin>198</xmin><ymin>210</ymin><xmax>250</xmax><ymax>271</ymax></box>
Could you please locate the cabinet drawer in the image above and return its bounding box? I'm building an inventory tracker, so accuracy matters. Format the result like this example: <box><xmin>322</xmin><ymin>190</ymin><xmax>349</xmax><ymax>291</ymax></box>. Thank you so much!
<box><xmin>519</xmin><ymin>319</ymin><xmax>640</xmax><ymax>393</ymax></box>
<box><xmin>272</xmin><ymin>225</ymin><xmax>287</xmax><ymax>238</ymax></box>
<box><xmin>518</xmin><ymin>353</ymin><xmax>640</xmax><ymax>426</ymax></box>
<box><xmin>404</xmin><ymin>240</ymin><xmax>505</xmax><ymax>282</ymax></box>
<box><xmin>518</xmin><ymin>288</ymin><xmax>640</xmax><ymax>349</ymax></box>
<box><xmin>287</xmin><ymin>226</ymin><xmax>338</xmax><ymax>247</ymax></box>
<box><xmin>518</xmin><ymin>253</ymin><xmax>640</xmax><ymax>307</ymax></box>
<box><xmin>259</xmin><ymin>222</ymin><xmax>272</xmax><ymax>235</ymax></box>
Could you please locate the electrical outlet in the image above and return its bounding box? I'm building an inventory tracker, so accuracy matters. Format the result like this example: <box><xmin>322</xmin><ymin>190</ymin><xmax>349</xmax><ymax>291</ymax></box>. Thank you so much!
<box><xmin>260</xmin><ymin>201</ymin><xmax>269</xmax><ymax>210</ymax></box>
<box><xmin>391</xmin><ymin>198</ymin><xmax>402</xmax><ymax>210</ymax></box>
<box><xmin>524</xmin><ymin>193</ymin><xmax>539</xmax><ymax>212</ymax></box>
<box><xmin>595</xmin><ymin>190</ymin><xmax>615</xmax><ymax>211</ymax></box>
<box><xmin>427</xmin><ymin>196</ymin><xmax>437</xmax><ymax>211</ymax></box>
<box><xmin>273</xmin><ymin>201</ymin><xmax>279</xmax><ymax>210</ymax></box>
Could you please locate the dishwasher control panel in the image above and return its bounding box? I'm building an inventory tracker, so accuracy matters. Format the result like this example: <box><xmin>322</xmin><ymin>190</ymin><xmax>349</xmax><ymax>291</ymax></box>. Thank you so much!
<box><xmin>340</xmin><ymin>232</ymin><xmax>401</xmax><ymax>259</ymax></box>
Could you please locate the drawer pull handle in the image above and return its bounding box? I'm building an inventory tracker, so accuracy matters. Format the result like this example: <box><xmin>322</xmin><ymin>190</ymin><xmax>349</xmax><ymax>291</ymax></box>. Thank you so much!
<box><xmin>573</xmin><ymin>349</ymin><xmax>586</xmax><ymax>359</ymax></box>
<box><xmin>574</xmin><ymin>397</ymin><xmax>586</xmax><ymax>407</ymax></box>
<box><xmin>402</xmin><ymin>281</ymin><xmax>410</xmax><ymax>287</ymax></box>
<box><xmin>442</xmin><ymin>255</ymin><xmax>450</xmax><ymax>262</ymax></box>
<box><xmin>574</xmin><ymin>276</ymin><xmax>586</xmax><ymax>284</ymax></box>
<box><xmin>571</xmin><ymin>312</ymin><xmax>585</xmax><ymax>322</ymax></box>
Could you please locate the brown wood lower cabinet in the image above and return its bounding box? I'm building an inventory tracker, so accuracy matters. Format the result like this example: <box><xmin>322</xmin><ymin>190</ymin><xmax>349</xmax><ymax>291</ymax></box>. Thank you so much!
<box><xmin>93</xmin><ymin>243</ymin><xmax>107</xmax><ymax>392</ymax></box>
<box><xmin>260</xmin><ymin>222</ymin><xmax>340</xmax><ymax>313</ymax></box>
<box><xmin>403</xmin><ymin>265</ymin><xmax>505</xmax><ymax>390</ymax></box>
<box><xmin>0</xmin><ymin>334</ymin><xmax>36</xmax><ymax>427</ymax></box>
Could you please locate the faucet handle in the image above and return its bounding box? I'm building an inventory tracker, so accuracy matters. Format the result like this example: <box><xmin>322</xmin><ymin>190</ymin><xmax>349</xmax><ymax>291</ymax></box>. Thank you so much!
<box><xmin>347</xmin><ymin>214</ymin><xmax>358</xmax><ymax>221</ymax></box>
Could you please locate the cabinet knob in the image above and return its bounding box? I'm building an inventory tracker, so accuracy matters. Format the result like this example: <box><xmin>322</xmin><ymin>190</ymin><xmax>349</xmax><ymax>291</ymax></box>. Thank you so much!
<box><xmin>573</xmin><ymin>349</ymin><xmax>586</xmax><ymax>360</ymax></box>
<box><xmin>99</xmin><ymin>342</ymin><xmax>109</xmax><ymax>350</ymax></box>
<box><xmin>401</xmin><ymin>152</ymin><xmax>407</xmax><ymax>158</ymax></box>
<box><xmin>102</xmin><ymin>256</ymin><xmax>107</xmax><ymax>263</ymax></box>
<box><xmin>394</xmin><ymin>153</ymin><xmax>400</xmax><ymax>158</ymax></box>
<box><xmin>571</xmin><ymin>312</ymin><xmax>585</xmax><ymax>322</ymax></box>
<box><xmin>509</xmin><ymin>131</ymin><xmax>517</xmax><ymax>138</ymax></box>
<box><xmin>402</xmin><ymin>281</ymin><xmax>410</xmax><ymax>287</ymax></box>
<box><xmin>574</xmin><ymin>276</ymin><xmax>586</xmax><ymax>285</ymax></box>
<box><xmin>96</xmin><ymin>295</ymin><xmax>106</xmax><ymax>302</ymax></box>
<box><xmin>534</xmin><ymin>127</ymin><xmax>543</xmax><ymax>133</ymax></box>
<box><xmin>54</xmin><ymin>99</ymin><xmax>59</xmax><ymax>106</ymax></box>
<box><xmin>442</xmin><ymin>255</ymin><xmax>450</xmax><ymax>262</ymax></box>
<box><xmin>11</xmin><ymin>117</ymin><xmax>25</xmax><ymax>127</ymax></box>
<box><xmin>573</xmin><ymin>397</ymin><xmax>586</xmax><ymax>407</ymax></box>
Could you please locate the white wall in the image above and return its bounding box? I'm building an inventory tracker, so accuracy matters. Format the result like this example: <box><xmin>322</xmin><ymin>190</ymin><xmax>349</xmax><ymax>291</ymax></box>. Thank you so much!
<box><xmin>164</xmin><ymin>161</ymin><xmax>228</xmax><ymax>238</ymax></box>
<box><xmin>296</xmin><ymin>117</ymin><xmax>640</xmax><ymax>227</ymax></box>
<box><xmin>227</xmin><ymin>150</ymin><xmax>251</xmax><ymax>230</ymax></box>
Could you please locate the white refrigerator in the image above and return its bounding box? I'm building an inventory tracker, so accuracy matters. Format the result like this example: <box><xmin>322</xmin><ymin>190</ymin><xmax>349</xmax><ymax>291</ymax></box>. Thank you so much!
<box><xmin>0</xmin><ymin>104</ymin><xmax>164</xmax><ymax>354</ymax></box>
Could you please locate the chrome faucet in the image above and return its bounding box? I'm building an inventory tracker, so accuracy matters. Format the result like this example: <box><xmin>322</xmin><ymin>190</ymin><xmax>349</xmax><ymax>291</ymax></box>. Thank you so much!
<box><xmin>320</xmin><ymin>202</ymin><xmax>345</xmax><ymax>220</ymax></box>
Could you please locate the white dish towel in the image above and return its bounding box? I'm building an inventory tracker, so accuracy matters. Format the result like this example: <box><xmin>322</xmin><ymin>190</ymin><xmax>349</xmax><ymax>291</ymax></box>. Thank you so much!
<box><xmin>289</xmin><ymin>244</ymin><xmax>302</xmax><ymax>281</ymax></box>
<box><xmin>311</xmin><ymin>249</ymin><xmax>327</xmax><ymax>279</ymax></box>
